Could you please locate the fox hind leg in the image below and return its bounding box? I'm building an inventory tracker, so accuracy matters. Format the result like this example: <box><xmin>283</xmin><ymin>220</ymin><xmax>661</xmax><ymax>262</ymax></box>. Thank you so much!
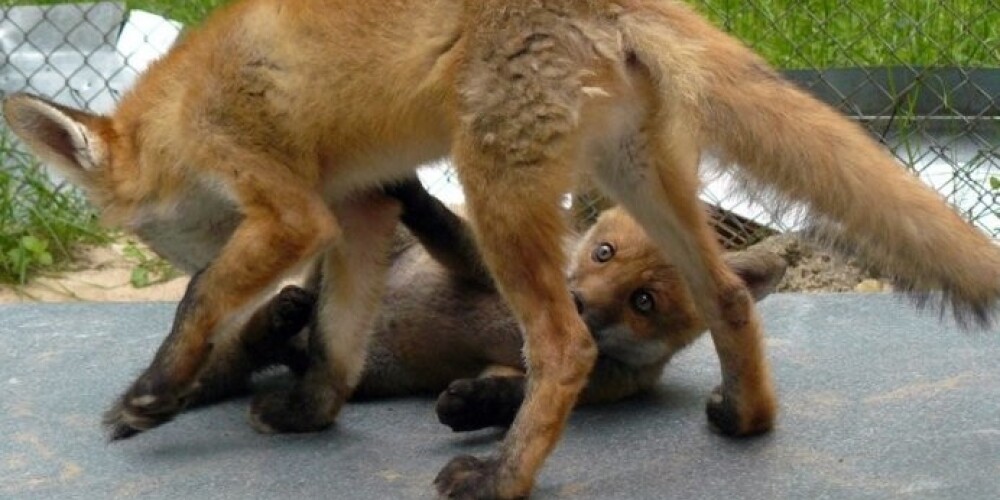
<box><xmin>592</xmin><ymin>125</ymin><xmax>777</xmax><ymax>436</ymax></box>
<box><xmin>248</xmin><ymin>193</ymin><xmax>401</xmax><ymax>433</ymax></box>
<box><xmin>433</xmin><ymin>127</ymin><xmax>598</xmax><ymax>497</ymax></box>
<box><xmin>433</xmin><ymin>6</ymin><xmax>627</xmax><ymax>495</ymax></box>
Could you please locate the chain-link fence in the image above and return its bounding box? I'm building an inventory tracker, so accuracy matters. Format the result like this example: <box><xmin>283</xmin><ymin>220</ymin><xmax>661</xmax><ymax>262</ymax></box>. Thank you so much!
<box><xmin>695</xmin><ymin>0</ymin><xmax>1000</xmax><ymax>246</ymax></box>
<box><xmin>2</xmin><ymin>1</ymin><xmax>998</xmax><ymax>249</ymax></box>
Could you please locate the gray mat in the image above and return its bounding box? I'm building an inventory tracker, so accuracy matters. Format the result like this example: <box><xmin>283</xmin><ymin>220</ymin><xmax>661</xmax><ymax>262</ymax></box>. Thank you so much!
<box><xmin>2</xmin><ymin>294</ymin><xmax>999</xmax><ymax>499</ymax></box>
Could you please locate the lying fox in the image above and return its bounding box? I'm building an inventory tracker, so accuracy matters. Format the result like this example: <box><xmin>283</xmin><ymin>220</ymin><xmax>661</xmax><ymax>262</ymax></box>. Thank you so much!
<box><xmin>5</xmin><ymin>0</ymin><xmax>1000</xmax><ymax>497</ymax></box>
<box><xmin>185</xmin><ymin>180</ymin><xmax>787</xmax><ymax>433</ymax></box>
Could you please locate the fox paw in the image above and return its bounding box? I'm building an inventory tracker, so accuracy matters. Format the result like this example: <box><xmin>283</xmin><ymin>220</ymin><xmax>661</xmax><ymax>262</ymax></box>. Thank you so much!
<box><xmin>268</xmin><ymin>285</ymin><xmax>316</xmax><ymax>335</ymax></box>
<box><xmin>436</xmin><ymin>378</ymin><xmax>522</xmax><ymax>432</ymax></box>
<box><xmin>248</xmin><ymin>385</ymin><xmax>340</xmax><ymax>434</ymax></box>
<box><xmin>434</xmin><ymin>455</ymin><xmax>503</xmax><ymax>499</ymax></box>
<box><xmin>239</xmin><ymin>285</ymin><xmax>315</xmax><ymax>375</ymax></box>
<box><xmin>705</xmin><ymin>385</ymin><xmax>775</xmax><ymax>437</ymax></box>
<box><xmin>103</xmin><ymin>373</ymin><xmax>187</xmax><ymax>441</ymax></box>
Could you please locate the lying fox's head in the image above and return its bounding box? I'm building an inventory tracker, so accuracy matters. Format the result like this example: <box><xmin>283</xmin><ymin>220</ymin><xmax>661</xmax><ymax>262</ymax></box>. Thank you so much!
<box><xmin>568</xmin><ymin>208</ymin><xmax>786</xmax><ymax>367</ymax></box>
<box><xmin>3</xmin><ymin>94</ymin><xmax>242</xmax><ymax>273</ymax></box>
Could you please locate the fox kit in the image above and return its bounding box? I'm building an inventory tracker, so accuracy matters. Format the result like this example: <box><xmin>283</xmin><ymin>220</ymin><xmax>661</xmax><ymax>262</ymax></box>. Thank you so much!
<box><xmin>186</xmin><ymin>180</ymin><xmax>786</xmax><ymax>432</ymax></box>
<box><xmin>5</xmin><ymin>0</ymin><xmax>1000</xmax><ymax>497</ymax></box>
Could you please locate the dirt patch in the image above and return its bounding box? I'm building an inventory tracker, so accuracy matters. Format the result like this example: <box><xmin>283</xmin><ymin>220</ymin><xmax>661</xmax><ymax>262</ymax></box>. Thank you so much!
<box><xmin>0</xmin><ymin>243</ymin><xmax>188</xmax><ymax>303</ymax></box>
<box><xmin>751</xmin><ymin>234</ymin><xmax>892</xmax><ymax>294</ymax></box>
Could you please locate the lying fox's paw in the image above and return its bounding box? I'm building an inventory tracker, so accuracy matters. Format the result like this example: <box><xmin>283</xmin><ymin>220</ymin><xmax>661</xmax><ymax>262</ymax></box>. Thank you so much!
<box><xmin>266</xmin><ymin>285</ymin><xmax>316</xmax><ymax>335</ymax></box>
<box><xmin>248</xmin><ymin>383</ymin><xmax>340</xmax><ymax>434</ymax></box>
<box><xmin>242</xmin><ymin>285</ymin><xmax>315</xmax><ymax>374</ymax></box>
<box><xmin>435</xmin><ymin>377</ymin><xmax>523</xmax><ymax>432</ymax></box>
<box><xmin>434</xmin><ymin>454</ymin><xmax>502</xmax><ymax>500</ymax></box>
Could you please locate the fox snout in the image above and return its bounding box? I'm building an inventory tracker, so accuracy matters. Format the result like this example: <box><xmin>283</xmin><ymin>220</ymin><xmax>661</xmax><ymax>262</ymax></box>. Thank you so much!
<box><xmin>570</xmin><ymin>289</ymin><xmax>606</xmax><ymax>337</ymax></box>
<box><xmin>570</xmin><ymin>290</ymin><xmax>616</xmax><ymax>339</ymax></box>
<box><xmin>571</xmin><ymin>290</ymin><xmax>585</xmax><ymax>314</ymax></box>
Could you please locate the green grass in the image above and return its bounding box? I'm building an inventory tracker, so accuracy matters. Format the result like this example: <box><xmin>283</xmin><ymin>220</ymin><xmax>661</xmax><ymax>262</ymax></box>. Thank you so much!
<box><xmin>121</xmin><ymin>239</ymin><xmax>182</xmax><ymax>288</ymax></box>
<box><xmin>149</xmin><ymin>0</ymin><xmax>1000</xmax><ymax>68</ymax></box>
<box><xmin>123</xmin><ymin>0</ymin><xmax>227</xmax><ymax>24</ymax></box>
<box><xmin>5</xmin><ymin>0</ymin><xmax>997</xmax><ymax>67</ymax></box>
<box><xmin>691</xmin><ymin>0</ymin><xmax>1000</xmax><ymax>68</ymax></box>
<box><xmin>0</xmin><ymin>131</ymin><xmax>110</xmax><ymax>284</ymax></box>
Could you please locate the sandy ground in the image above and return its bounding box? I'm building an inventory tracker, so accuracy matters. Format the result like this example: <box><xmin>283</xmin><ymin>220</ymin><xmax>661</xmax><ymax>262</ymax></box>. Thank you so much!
<box><xmin>752</xmin><ymin>234</ymin><xmax>893</xmax><ymax>294</ymax></box>
<box><xmin>0</xmin><ymin>234</ymin><xmax>889</xmax><ymax>305</ymax></box>
<box><xmin>0</xmin><ymin>243</ymin><xmax>189</xmax><ymax>303</ymax></box>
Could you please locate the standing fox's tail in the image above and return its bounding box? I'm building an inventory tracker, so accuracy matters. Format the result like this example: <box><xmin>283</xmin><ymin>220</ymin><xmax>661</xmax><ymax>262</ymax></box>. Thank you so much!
<box><xmin>623</xmin><ymin>3</ymin><xmax>1000</xmax><ymax>327</ymax></box>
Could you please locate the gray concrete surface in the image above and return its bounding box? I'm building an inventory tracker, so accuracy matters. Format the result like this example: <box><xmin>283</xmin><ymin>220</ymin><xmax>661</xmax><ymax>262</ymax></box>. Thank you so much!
<box><xmin>2</xmin><ymin>294</ymin><xmax>999</xmax><ymax>499</ymax></box>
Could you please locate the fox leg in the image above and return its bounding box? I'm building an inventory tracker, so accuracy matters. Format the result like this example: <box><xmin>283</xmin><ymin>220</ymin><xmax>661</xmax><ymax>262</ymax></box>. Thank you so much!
<box><xmin>249</xmin><ymin>193</ymin><xmax>401</xmax><ymax>433</ymax></box>
<box><xmin>185</xmin><ymin>284</ymin><xmax>316</xmax><ymax>407</ymax></box>
<box><xmin>103</xmin><ymin>158</ymin><xmax>339</xmax><ymax>440</ymax></box>
<box><xmin>433</xmin><ymin>126</ymin><xmax>598</xmax><ymax>498</ymax></box>
<box><xmin>383</xmin><ymin>177</ymin><xmax>494</xmax><ymax>288</ymax></box>
<box><xmin>593</xmin><ymin>126</ymin><xmax>776</xmax><ymax>437</ymax></box>
<box><xmin>436</xmin><ymin>357</ymin><xmax>659</xmax><ymax>433</ymax></box>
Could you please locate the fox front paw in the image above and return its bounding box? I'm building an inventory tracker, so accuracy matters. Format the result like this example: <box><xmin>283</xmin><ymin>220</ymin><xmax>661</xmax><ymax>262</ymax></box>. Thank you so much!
<box><xmin>434</xmin><ymin>455</ymin><xmax>503</xmax><ymax>500</ymax></box>
<box><xmin>705</xmin><ymin>385</ymin><xmax>775</xmax><ymax>437</ymax></box>
<box><xmin>103</xmin><ymin>373</ymin><xmax>188</xmax><ymax>441</ymax></box>
<box><xmin>248</xmin><ymin>385</ymin><xmax>341</xmax><ymax>434</ymax></box>
<box><xmin>435</xmin><ymin>378</ymin><xmax>522</xmax><ymax>432</ymax></box>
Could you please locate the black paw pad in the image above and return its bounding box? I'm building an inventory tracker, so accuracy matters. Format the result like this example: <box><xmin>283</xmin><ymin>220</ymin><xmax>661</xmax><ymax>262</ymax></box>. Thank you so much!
<box><xmin>435</xmin><ymin>378</ymin><xmax>522</xmax><ymax>432</ymax></box>
<box><xmin>270</xmin><ymin>285</ymin><xmax>317</xmax><ymax>335</ymax></box>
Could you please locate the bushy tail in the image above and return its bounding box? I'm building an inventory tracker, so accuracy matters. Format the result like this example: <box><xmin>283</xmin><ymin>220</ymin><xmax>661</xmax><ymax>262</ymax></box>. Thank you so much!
<box><xmin>624</xmin><ymin>2</ymin><xmax>1000</xmax><ymax>328</ymax></box>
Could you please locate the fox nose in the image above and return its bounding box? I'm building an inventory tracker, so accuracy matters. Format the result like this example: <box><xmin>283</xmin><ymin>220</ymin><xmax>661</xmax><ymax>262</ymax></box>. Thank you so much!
<box><xmin>571</xmin><ymin>290</ymin><xmax>585</xmax><ymax>314</ymax></box>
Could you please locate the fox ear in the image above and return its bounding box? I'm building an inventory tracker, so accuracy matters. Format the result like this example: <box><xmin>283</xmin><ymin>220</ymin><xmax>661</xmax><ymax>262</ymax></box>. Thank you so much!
<box><xmin>724</xmin><ymin>250</ymin><xmax>788</xmax><ymax>301</ymax></box>
<box><xmin>2</xmin><ymin>93</ymin><xmax>111</xmax><ymax>187</ymax></box>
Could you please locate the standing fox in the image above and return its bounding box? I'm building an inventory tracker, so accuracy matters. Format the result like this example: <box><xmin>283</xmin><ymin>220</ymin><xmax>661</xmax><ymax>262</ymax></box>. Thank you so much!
<box><xmin>184</xmin><ymin>179</ymin><xmax>787</xmax><ymax>433</ymax></box>
<box><xmin>4</xmin><ymin>0</ymin><xmax>1000</xmax><ymax>497</ymax></box>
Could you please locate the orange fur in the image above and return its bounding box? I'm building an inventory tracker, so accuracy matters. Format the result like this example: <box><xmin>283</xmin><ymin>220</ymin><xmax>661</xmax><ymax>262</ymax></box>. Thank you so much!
<box><xmin>4</xmin><ymin>0</ymin><xmax>999</xmax><ymax>497</ymax></box>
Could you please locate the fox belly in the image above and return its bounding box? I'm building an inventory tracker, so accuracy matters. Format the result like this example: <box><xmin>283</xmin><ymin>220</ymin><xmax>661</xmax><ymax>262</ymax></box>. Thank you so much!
<box><xmin>354</xmin><ymin>239</ymin><xmax>523</xmax><ymax>398</ymax></box>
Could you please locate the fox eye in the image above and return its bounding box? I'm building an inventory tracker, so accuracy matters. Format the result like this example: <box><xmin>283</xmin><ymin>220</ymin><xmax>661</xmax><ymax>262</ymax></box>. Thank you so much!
<box><xmin>630</xmin><ymin>289</ymin><xmax>655</xmax><ymax>314</ymax></box>
<box><xmin>592</xmin><ymin>242</ymin><xmax>615</xmax><ymax>263</ymax></box>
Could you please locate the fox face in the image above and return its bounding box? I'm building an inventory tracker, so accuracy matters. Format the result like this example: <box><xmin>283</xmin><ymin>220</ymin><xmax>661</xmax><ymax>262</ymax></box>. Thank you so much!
<box><xmin>2</xmin><ymin>94</ymin><xmax>243</xmax><ymax>274</ymax></box>
<box><xmin>126</xmin><ymin>179</ymin><xmax>243</xmax><ymax>274</ymax></box>
<box><xmin>568</xmin><ymin>207</ymin><xmax>785</xmax><ymax>367</ymax></box>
